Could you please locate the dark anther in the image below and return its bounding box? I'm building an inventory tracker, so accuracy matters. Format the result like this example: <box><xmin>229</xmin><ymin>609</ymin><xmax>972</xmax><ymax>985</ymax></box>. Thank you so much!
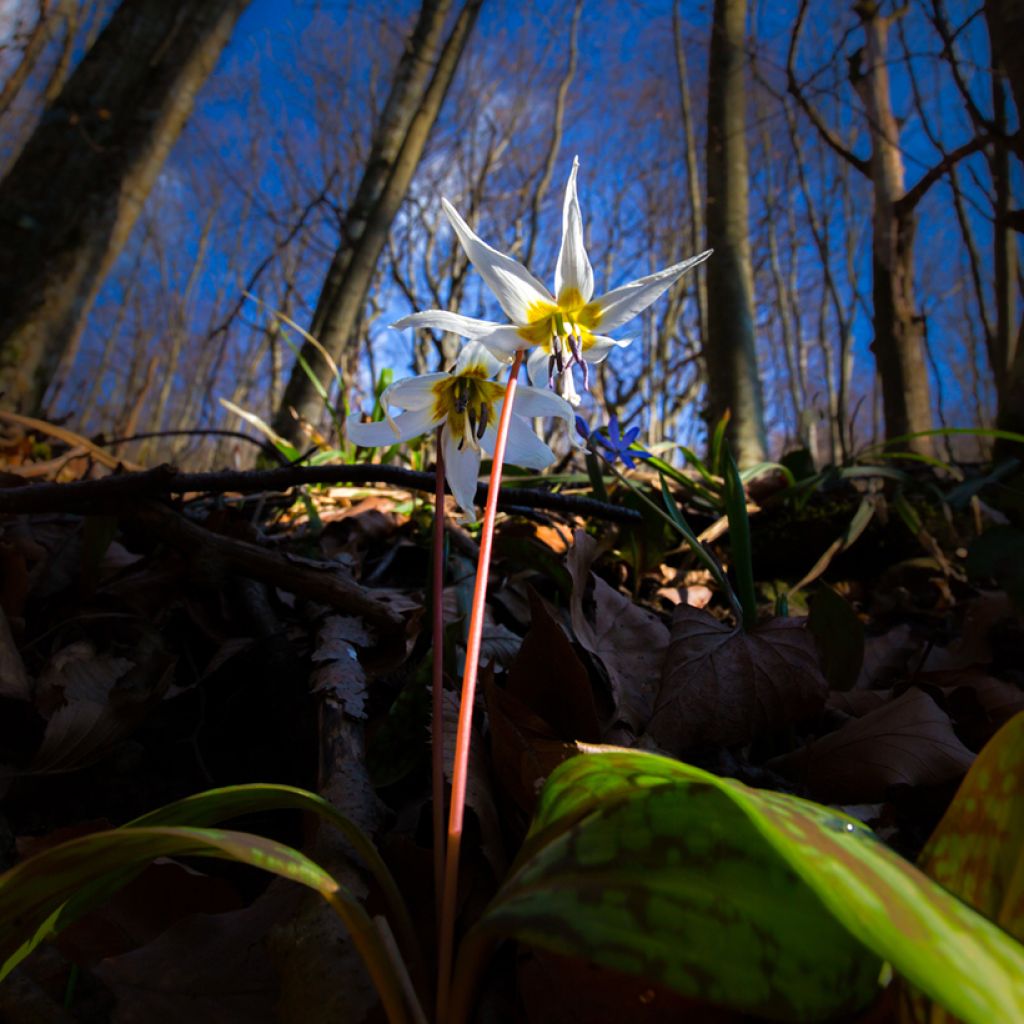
<box><xmin>454</xmin><ymin>379</ymin><xmax>469</xmax><ymax>414</ymax></box>
<box><xmin>477</xmin><ymin>401</ymin><xmax>490</xmax><ymax>439</ymax></box>
<box><xmin>548</xmin><ymin>354</ymin><xmax>557</xmax><ymax>389</ymax></box>
<box><xmin>569</xmin><ymin>332</ymin><xmax>583</xmax><ymax>365</ymax></box>
<box><xmin>468</xmin><ymin>405</ymin><xmax>478</xmax><ymax>439</ymax></box>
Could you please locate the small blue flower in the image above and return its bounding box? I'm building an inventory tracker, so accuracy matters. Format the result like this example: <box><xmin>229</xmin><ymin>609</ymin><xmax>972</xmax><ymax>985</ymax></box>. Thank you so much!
<box><xmin>587</xmin><ymin>415</ymin><xmax>653</xmax><ymax>470</ymax></box>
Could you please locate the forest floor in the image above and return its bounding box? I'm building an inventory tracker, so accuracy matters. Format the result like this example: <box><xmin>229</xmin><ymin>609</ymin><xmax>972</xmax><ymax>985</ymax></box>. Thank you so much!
<box><xmin>1</xmin><ymin>429</ymin><xmax>1022</xmax><ymax>1023</ymax></box>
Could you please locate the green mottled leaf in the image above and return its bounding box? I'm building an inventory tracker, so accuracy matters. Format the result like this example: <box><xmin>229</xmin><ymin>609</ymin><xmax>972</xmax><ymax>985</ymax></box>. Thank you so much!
<box><xmin>901</xmin><ymin>711</ymin><xmax>1024</xmax><ymax>1022</ymax></box>
<box><xmin>465</xmin><ymin>748</ymin><xmax>1024</xmax><ymax>1024</ymax></box>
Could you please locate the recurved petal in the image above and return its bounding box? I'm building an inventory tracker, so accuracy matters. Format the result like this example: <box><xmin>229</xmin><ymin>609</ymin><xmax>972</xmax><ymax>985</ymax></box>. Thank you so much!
<box><xmin>481</xmin><ymin>414</ymin><xmax>556</xmax><ymax>470</ymax></box>
<box><xmin>443</xmin><ymin>425</ymin><xmax>482</xmax><ymax>523</ymax></box>
<box><xmin>513</xmin><ymin>383</ymin><xmax>583</xmax><ymax>448</ymax></box>
<box><xmin>525</xmin><ymin>346</ymin><xmax>551</xmax><ymax>387</ymax></box>
<box><xmin>442</xmin><ymin>198</ymin><xmax>553</xmax><ymax>323</ymax></box>
<box><xmin>347</xmin><ymin>405</ymin><xmax>439</xmax><ymax>448</ymax></box>
<box><xmin>591</xmin><ymin>249</ymin><xmax>713</xmax><ymax>331</ymax></box>
<box><xmin>383</xmin><ymin>372</ymin><xmax>448</xmax><ymax>410</ymax></box>
<box><xmin>510</xmin><ymin>383</ymin><xmax>575</xmax><ymax>427</ymax></box>
<box><xmin>582</xmin><ymin>334</ymin><xmax>631</xmax><ymax>364</ymax></box>
<box><xmin>554</xmin><ymin>156</ymin><xmax>594</xmax><ymax>306</ymax></box>
<box><xmin>453</xmin><ymin>340</ymin><xmax>506</xmax><ymax>377</ymax></box>
<box><xmin>473</xmin><ymin>325</ymin><xmax>532</xmax><ymax>360</ymax></box>
<box><xmin>391</xmin><ymin>310</ymin><xmax>504</xmax><ymax>339</ymax></box>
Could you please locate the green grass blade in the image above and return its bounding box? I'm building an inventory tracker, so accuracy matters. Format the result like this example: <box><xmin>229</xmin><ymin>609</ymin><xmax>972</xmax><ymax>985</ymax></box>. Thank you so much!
<box><xmin>0</xmin><ymin>826</ymin><xmax>413</xmax><ymax>1023</ymax></box>
<box><xmin>722</xmin><ymin>442</ymin><xmax>757</xmax><ymax>630</ymax></box>
<box><xmin>126</xmin><ymin>783</ymin><xmax>419</xmax><ymax>972</ymax></box>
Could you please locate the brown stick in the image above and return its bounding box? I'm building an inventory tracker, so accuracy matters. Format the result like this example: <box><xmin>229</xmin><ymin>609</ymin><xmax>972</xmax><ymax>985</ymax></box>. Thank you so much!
<box><xmin>0</xmin><ymin>462</ymin><xmax>643</xmax><ymax>523</ymax></box>
<box><xmin>128</xmin><ymin>500</ymin><xmax>404</xmax><ymax>638</ymax></box>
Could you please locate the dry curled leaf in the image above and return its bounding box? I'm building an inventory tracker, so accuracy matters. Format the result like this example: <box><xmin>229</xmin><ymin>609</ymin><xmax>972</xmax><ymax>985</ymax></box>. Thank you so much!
<box><xmin>647</xmin><ymin>608</ymin><xmax>828</xmax><ymax>752</ymax></box>
<box><xmin>566</xmin><ymin>531</ymin><xmax>668</xmax><ymax>733</ymax></box>
<box><xmin>768</xmin><ymin>687</ymin><xmax>975</xmax><ymax>803</ymax></box>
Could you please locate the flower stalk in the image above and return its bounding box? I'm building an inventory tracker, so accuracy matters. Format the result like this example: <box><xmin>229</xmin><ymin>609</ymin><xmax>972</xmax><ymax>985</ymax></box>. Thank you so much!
<box><xmin>431</xmin><ymin>425</ymin><xmax>446</xmax><ymax>919</ymax></box>
<box><xmin>436</xmin><ymin>349</ymin><xmax>525</xmax><ymax>1021</ymax></box>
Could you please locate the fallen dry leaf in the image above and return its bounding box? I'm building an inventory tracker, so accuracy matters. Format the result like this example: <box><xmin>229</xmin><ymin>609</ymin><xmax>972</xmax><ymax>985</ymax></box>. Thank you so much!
<box><xmin>768</xmin><ymin>687</ymin><xmax>975</xmax><ymax>803</ymax></box>
<box><xmin>566</xmin><ymin>531</ymin><xmax>668</xmax><ymax>733</ymax></box>
<box><xmin>507</xmin><ymin>589</ymin><xmax>600</xmax><ymax>743</ymax></box>
<box><xmin>95</xmin><ymin>882</ymin><xmax>292</xmax><ymax>1024</ymax></box>
<box><xmin>485</xmin><ymin>673</ymin><xmax>581</xmax><ymax>815</ymax></box>
<box><xmin>0</xmin><ymin>603</ymin><xmax>29</xmax><ymax>701</ymax></box>
<box><xmin>30</xmin><ymin>642</ymin><xmax>172</xmax><ymax>773</ymax></box>
<box><xmin>647</xmin><ymin>608</ymin><xmax>828</xmax><ymax>752</ymax></box>
<box><xmin>855</xmin><ymin>624</ymin><xmax>923</xmax><ymax>689</ymax></box>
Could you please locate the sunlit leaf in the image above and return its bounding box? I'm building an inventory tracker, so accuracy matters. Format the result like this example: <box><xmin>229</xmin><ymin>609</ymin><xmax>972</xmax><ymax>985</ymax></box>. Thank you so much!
<box><xmin>461</xmin><ymin>748</ymin><xmax>1024</xmax><ymax>1024</ymax></box>
<box><xmin>900</xmin><ymin>712</ymin><xmax>1024</xmax><ymax>1022</ymax></box>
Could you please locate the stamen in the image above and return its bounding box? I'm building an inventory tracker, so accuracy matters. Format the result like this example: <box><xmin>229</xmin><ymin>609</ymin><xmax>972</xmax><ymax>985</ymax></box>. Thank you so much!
<box><xmin>576</xmin><ymin>329</ymin><xmax>589</xmax><ymax>390</ymax></box>
<box><xmin>454</xmin><ymin>378</ymin><xmax>469</xmax><ymax>414</ymax></box>
<box><xmin>548</xmin><ymin>354</ymin><xmax>557</xmax><ymax>389</ymax></box>
<box><xmin>468</xmin><ymin>406</ymin><xmax>478</xmax><ymax>440</ymax></box>
<box><xmin>477</xmin><ymin>401</ymin><xmax>489</xmax><ymax>439</ymax></box>
<box><xmin>569</xmin><ymin>331</ymin><xmax>583</xmax><ymax>366</ymax></box>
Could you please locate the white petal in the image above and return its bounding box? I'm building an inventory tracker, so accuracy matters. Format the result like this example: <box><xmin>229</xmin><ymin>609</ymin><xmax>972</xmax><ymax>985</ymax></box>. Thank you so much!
<box><xmin>454</xmin><ymin>340</ymin><xmax>507</xmax><ymax>377</ymax></box>
<box><xmin>348</xmin><ymin>406</ymin><xmax>439</xmax><ymax>447</ymax></box>
<box><xmin>391</xmin><ymin>310</ymin><xmax>504</xmax><ymax>339</ymax></box>
<box><xmin>383</xmin><ymin>372</ymin><xmax>448</xmax><ymax>410</ymax></box>
<box><xmin>591</xmin><ymin>249</ymin><xmax>713</xmax><ymax>332</ymax></box>
<box><xmin>481</xmin><ymin>414</ymin><xmax>556</xmax><ymax>470</ymax></box>
<box><xmin>554</xmin><ymin>156</ymin><xmax>594</xmax><ymax>305</ymax></box>
<box><xmin>442</xmin><ymin>198</ymin><xmax>553</xmax><ymax>323</ymax></box>
<box><xmin>474</xmin><ymin>325</ymin><xmax>531</xmax><ymax>360</ymax></box>
<box><xmin>443</xmin><ymin>425</ymin><xmax>482</xmax><ymax>523</ymax></box>
<box><xmin>582</xmin><ymin>334</ymin><xmax>631</xmax><ymax>364</ymax></box>
<box><xmin>511</xmin><ymin>384</ymin><xmax>575</xmax><ymax>427</ymax></box>
<box><xmin>511</xmin><ymin>384</ymin><xmax>583</xmax><ymax>450</ymax></box>
<box><xmin>526</xmin><ymin>346</ymin><xmax>550</xmax><ymax>386</ymax></box>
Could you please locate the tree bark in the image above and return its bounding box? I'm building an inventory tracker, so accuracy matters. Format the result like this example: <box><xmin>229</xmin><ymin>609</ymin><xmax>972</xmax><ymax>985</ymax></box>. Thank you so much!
<box><xmin>987</xmin><ymin>2</ymin><xmax>1024</xmax><ymax>453</ymax></box>
<box><xmin>851</xmin><ymin>2</ymin><xmax>934</xmax><ymax>453</ymax></box>
<box><xmin>0</xmin><ymin>0</ymin><xmax>249</xmax><ymax>414</ymax></box>
<box><xmin>985</xmin><ymin>0</ymin><xmax>1024</xmax><ymax>149</ymax></box>
<box><xmin>272</xmin><ymin>0</ymin><xmax>483</xmax><ymax>446</ymax></box>
<box><xmin>704</xmin><ymin>0</ymin><xmax>767</xmax><ymax>466</ymax></box>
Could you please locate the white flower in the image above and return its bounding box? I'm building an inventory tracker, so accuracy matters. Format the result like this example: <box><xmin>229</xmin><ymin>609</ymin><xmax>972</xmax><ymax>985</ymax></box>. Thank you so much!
<box><xmin>347</xmin><ymin>343</ymin><xmax>574</xmax><ymax>522</ymax></box>
<box><xmin>392</xmin><ymin>157</ymin><xmax>712</xmax><ymax>406</ymax></box>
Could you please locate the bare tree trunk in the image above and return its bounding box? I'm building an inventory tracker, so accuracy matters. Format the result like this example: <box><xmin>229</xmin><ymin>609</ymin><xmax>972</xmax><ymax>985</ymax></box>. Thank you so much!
<box><xmin>704</xmin><ymin>0</ymin><xmax>767</xmax><ymax>466</ymax></box>
<box><xmin>0</xmin><ymin>0</ymin><xmax>249</xmax><ymax>414</ymax></box>
<box><xmin>673</xmin><ymin>2</ymin><xmax>708</xmax><ymax>348</ymax></box>
<box><xmin>985</xmin><ymin>0</ymin><xmax>1024</xmax><ymax>151</ymax></box>
<box><xmin>989</xmin><ymin>15</ymin><xmax>1024</xmax><ymax>452</ymax></box>
<box><xmin>272</xmin><ymin>0</ymin><xmax>483</xmax><ymax>446</ymax></box>
<box><xmin>850</xmin><ymin>3</ymin><xmax>933</xmax><ymax>453</ymax></box>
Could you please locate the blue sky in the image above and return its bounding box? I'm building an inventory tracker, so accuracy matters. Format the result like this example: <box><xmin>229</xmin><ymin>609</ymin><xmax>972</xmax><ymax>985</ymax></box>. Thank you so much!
<box><xmin>50</xmin><ymin>0</ymin><xmax>1020</xmax><ymax>462</ymax></box>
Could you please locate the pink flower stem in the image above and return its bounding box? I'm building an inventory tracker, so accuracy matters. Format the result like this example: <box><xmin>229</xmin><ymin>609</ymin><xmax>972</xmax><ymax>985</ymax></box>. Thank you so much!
<box><xmin>435</xmin><ymin>349</ymin><xmax>525</xmax><ymax>1021</ymax></box>
<box><xmin>431</xmin><ymin>426</ymin><xmax>446</xmax><ymax>923</ymax></box>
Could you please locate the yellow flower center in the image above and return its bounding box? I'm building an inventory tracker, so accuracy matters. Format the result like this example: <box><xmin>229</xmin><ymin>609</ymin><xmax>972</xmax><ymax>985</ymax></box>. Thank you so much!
<box><xmin>431</xmin><ymin>365</ymin><xmax>504</xmax><ymax>450</ymax></box>
<box><xmin>517</xmin><ymin>293</ymin><xmax>602</xmax><ymax>353</ymax></box>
